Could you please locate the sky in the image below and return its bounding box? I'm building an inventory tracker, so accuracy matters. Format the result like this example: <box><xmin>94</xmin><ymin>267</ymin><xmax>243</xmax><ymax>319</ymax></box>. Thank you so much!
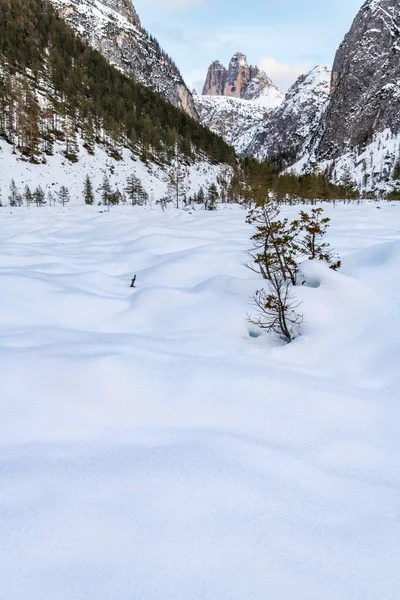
<box><xmin>133</xmin><ymin>0</ymin><xmax>364</xmax><ymax>93</ymax></box>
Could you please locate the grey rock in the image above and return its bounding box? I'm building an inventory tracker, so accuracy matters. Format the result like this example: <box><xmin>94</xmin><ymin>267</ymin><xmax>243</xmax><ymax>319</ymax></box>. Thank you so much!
<box><xmin>50</xmin><ymin>0</ymin><xmax>198</xmax><ymax>119</ymax></box>
<box><xmin>317</xmin><ymin>0</ymin><xmax>400</xmax><ymax>160</ymax></box>
<box><xmin>202</xmin><ymin>52</ymin><xmax>277</xmax><ymax>101</ymax></box>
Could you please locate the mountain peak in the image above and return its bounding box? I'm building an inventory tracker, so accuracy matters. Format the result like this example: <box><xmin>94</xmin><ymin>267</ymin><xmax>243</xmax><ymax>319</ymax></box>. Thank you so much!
<box><xmin>49</xmin><ymin>0</ymin><xmax>198</xmax><ymax>118</ymax></box>
<box><xmin>100</xmin><ymin>0</ymin><xmax>141</xmax><ymax>27</ymax></box>
<box><xmin>202</xmin><ymin>52</ymin><xmax>279</xmax><ymax>100</ymax></box>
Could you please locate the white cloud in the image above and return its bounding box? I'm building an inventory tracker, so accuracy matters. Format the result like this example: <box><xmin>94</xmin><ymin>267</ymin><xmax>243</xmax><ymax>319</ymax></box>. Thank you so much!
<box><xmin>259</xmin><ymin>56</ymin><xmax>309</xmax><ymax>92</ymax></box>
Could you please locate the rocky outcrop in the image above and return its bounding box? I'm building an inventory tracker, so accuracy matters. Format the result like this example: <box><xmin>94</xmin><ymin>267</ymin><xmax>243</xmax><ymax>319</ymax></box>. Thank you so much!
<box><xmin>244</xmin><ymin>65</ymin><xmax>331</xmax><ymax>167</ymax></box>
<box><xmin>202</xmin><ymin>53</ymin><xmax>279</xmax><ymax>101</ymax></box>
<box><xmin>316</xmin><ymin>0</ymin><xmax>400</xmax><ymax>160</ymax></box>
<box><xmin>50</xmin><ymin>0</ymin><xmax>198</xmax><ymax>119</ymax></box>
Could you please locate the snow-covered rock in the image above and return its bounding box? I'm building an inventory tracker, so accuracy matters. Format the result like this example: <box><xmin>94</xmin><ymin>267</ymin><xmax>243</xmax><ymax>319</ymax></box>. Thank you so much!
<box><xmin>194</xmin><ymin>91</ymin><xmax>283</xmax><ymax>155</ymax></box>
<box><xmin>49</xmin><ymin>0</ymin><xmax>198</xmax><ymax>118</ymax></box>
<box><xmin>318</xmin><ymin>0</ymin><xmax>400</xmax><ymax>161</ymax></box>
<box><xmin>244</xmin><ymin>65</ymin><xmax>331</xmax><ymax>166</ymax></box>
<box><xmin>197</xmin><ymin>53</ymin><xmax>283</xmax><ymax>155</ymax></box>
<box><xmin>202</xmin><ymin>53</ymin><xmax>282</xmax><ymax>102</ymax></box>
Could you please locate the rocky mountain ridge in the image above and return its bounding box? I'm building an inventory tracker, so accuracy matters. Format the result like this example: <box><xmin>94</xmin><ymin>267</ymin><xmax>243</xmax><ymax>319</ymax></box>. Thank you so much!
<box><xmin>246</xmin><ymin>65</ymin><xmax>332</xmax><ymax>168</ymax></box>
<box><xmin>202</xmin><ymin>53</ymin><xmax>280</xmax><ymax>101</ymax></box>
<box><xmin>49</xmin><ymin>0</ymin><xmax>198</xmax><ymax>118</ymax></box>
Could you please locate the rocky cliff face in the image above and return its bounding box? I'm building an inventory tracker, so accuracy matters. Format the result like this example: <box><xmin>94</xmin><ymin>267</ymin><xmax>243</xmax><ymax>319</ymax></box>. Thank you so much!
<box><xmin>202</xmin><ymin>53</ymin><xmax>278</xmax><ymax>101</ymax></box>
<box><xmin>317</xmin><ymin>0</ymin><xmax>400</xmax><ymax>160</ymax></box>
<box><xmin>244</xmin><ymin>65</ymin><xmax>331</xmax><ymax>166</ymax></box>
<box><xmin>50</xmin><ymin>0</ymin><xmax>198</xmax><ymax>119</ymax></box>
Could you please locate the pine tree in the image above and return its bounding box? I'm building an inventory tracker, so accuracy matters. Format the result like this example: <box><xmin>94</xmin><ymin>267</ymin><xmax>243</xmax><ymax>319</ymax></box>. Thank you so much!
<box><xmin>206</xmin><ymin>183</ymin><xmax>219</xmax><ymax>210</ymax></box>
<box><xmin>8</xmin><ymin>179</ymin><xmax>22</xmax><ymax>207</ymax></box>
<box><xmin>246</xmin><ymin>199</ymin><xmax>300</xmax><ymax>286</ymax></box>
<box><xmin>101</xmin><ymin>174</ymin><xmax>112</xmax><ymax>206</ymax></box>
<box><xmin>294</xmin><ymin>208</ymin><xmax>341</xmax><ymax>270</ymax></box>
<box><xmin>23</xmin><ymin>184</ymin><xmax>33</xmax><ymax>207</ymax></box>
<box><xmin>33</xmin><ymin>185</ymin><xmax>46</xmax><ymax>207</ymax></box>
<box><xmin>125</xmin><ymin>174</ymin><xmax>141</xmax><ymax>206</ymax></box>
<box><xmin>83</xmin><ymin>174</ymin><xmax>94</xmax><ymax>205</ymax></box>
<box><xmin>47</xmin><ymin>191</ymin><xmax>56</xmax><ymax>207</ymax></box>
<box><xmin>340</xmin><ymin>165</ymin><xmax>357</xmax><ymax>201</ymax></box>
<box><xmin>56</xmin><ymin>185</ymin><xmax>70</xmax><ymax>207</ymax></box>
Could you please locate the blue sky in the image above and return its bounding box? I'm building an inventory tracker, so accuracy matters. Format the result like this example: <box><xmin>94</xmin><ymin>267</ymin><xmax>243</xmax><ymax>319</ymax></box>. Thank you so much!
<box><xmin>133</xmin><ymin>0</ymin><xmax>363</xmax><ymax>92</ymax></box>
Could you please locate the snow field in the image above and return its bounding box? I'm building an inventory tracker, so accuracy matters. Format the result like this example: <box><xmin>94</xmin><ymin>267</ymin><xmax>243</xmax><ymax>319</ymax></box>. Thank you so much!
<box><xmin>1</xmin><ymin>202</ymin><xmax>400</xmax><ymax>599</ymax></box>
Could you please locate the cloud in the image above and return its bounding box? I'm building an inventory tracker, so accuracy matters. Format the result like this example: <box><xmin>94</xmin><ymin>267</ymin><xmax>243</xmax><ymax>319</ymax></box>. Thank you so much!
<box><xmin>258</xmin><ymin>57</ymin><xmax>310</xmax><ymax>92</ymax></box>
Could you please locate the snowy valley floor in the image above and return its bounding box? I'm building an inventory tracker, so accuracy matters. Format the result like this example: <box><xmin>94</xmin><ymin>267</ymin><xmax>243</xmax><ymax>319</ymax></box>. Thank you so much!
<box><xmin>1</xmin><ymin>203</ymin><xmax>400</xmax><ymax>599</ymax></box>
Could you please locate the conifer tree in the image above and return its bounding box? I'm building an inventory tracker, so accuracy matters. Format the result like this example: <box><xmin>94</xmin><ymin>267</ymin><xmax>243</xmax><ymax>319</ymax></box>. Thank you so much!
<box><xmin>33</xmin><ymin>185</ymin><xmax>46</xmax><ymax>207</ymax></box>
<box><xmin>56</xmin><ymin>185</ymin><xmax>70</xmax><ymax>207</ymax></box>
<box><xmin>248</xmin><ymin>271</ymin><xmax>303</xmax><ymax>343</ymax></box>
<box><xmin>47</xmin><ymin>191</ymin><xmax>56</xmax><ymax>207</ymax></box>
<box><xmin>295</xmin><ymin>208</ymin><xmax>341</xmax><ymax>270</ymax></box>
<box><xmin>206</xmin><ymin>183</ymin><xmax>219</xmax><ymax>210</ymax></box>
<box><xmin>101</xmin><ymin>174</ymin><xmax>112</xmax><ymax>206</ymax></box>
<box><xmin>125</xmin><ymin>174</ymin><xmax>141</xmax><ymax>206</ymax></box>
<box><xmin>246</xmin><ymin>200</ymin><xmax>299</xmax><ymax>286</ymax></box>
<box><xmin>23</xmin><ymin>184</ymin><xmax>33</xmax><ymax>207</ymax></box>
<box><xmin>340</xmin><ymin>165</ymin><xmax>357</xmax><ymax>201</ymax></box>
<box><xmin>83</xmin><ymin>174</ymin><xmax>94</xmax><ymax>205</ymax></box>
<box><xmin>8</xmin><ymin>179</ymin><xmax>22</xmax><ymax>207</ymax></box>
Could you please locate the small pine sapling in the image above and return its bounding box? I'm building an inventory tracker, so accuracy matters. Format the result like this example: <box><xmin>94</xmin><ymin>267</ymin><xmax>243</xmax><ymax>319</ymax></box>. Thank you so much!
<box><xmin>295</xmin><ymin>208</ymin><xmax>341</xmax><ymax>270</ymax></box>
<box><xmin>246</xmin><ymin>200</ymin><xmax>300</xmax><ymax>285</ymax></box>
<box><xmin>248</xmin><ymin>268</ymin><xmax>303</xmax><ymax>343</ymax></box>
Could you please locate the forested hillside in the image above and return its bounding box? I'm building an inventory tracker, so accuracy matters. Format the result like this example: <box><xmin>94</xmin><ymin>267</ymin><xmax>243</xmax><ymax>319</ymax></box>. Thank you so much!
<box><xmin>0</xmin><ymin>0</ymin><xmax>235</xmax><ymax>166</ymax></box>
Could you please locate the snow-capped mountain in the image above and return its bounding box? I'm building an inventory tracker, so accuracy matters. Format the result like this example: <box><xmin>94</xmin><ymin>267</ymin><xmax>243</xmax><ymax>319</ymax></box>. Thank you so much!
<box><xmin>196</xmin><ymin>53</ymin><xmax>283</xmax><ymax>154</ymax></box>
<box><xmin>49</xmin><ymin>0</ymin><xmax>198</xmax><ymax>118</ymax></box>
<box><xmin>203</xmin><ymin>52</ymin><xmax>281</xmax><ymax>101</ymax></box>
<box><xmin>317</xmin><ymin>0</ymin><xmax>400</xmax><ymax>161</ymax></box>
<box><xmin>245</xmin><ymin>65</ymin><xmax>331</xmax><ymax>167</ymax></box>
<box><xmin>305</xmin><ymin>0</ymin><xmax>400</xmax><ymax>192</ymax></box>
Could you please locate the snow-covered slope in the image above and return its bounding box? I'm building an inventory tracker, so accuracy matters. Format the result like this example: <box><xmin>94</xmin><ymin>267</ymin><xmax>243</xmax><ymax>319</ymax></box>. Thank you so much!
<box><xmin>244</xmin><ymin>65</ymin><xmax>331</xmax><ymax>166</ymax></box>
<box><xmin>194</xmin><ymin>89</ymin><xmax>283</xmax><ymax>155</ymax></box>
<box><xmin>1</xmin><ymin>203</ymin><xmax>400</xmax><ymax>598</ymax></box>
<box><xmin>0</xmin><ymin>138</ymin><xmax>230</xmax><ymax>206</ymax></box>
<box><xmin>50</xmin><ymin>0</ymin><xmax>198</xmax><ymax>118</ymax></box>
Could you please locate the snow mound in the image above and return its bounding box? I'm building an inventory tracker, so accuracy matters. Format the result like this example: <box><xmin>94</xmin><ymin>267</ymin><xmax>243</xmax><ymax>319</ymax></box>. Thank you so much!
<box><xmin>1</xmin><ymin>203</ymin><xmax>400</xmax><ymax>599</ymax></box>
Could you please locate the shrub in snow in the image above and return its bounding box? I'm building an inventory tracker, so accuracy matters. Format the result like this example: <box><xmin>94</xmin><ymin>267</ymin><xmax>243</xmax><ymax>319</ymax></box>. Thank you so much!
<box><xmin>246</xmin><ymin>201</ymin><xmax>340</xmax><ymax>343</ymax></box>
<box><xmin>248</xmin><ymin>270</ymin><xmax>303</xmax><ymax>343</ymax></box>
<box><xmin>295</xmin><ymin>208</ymin><xmax>341</xmax><ymax>270</ymax></box>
